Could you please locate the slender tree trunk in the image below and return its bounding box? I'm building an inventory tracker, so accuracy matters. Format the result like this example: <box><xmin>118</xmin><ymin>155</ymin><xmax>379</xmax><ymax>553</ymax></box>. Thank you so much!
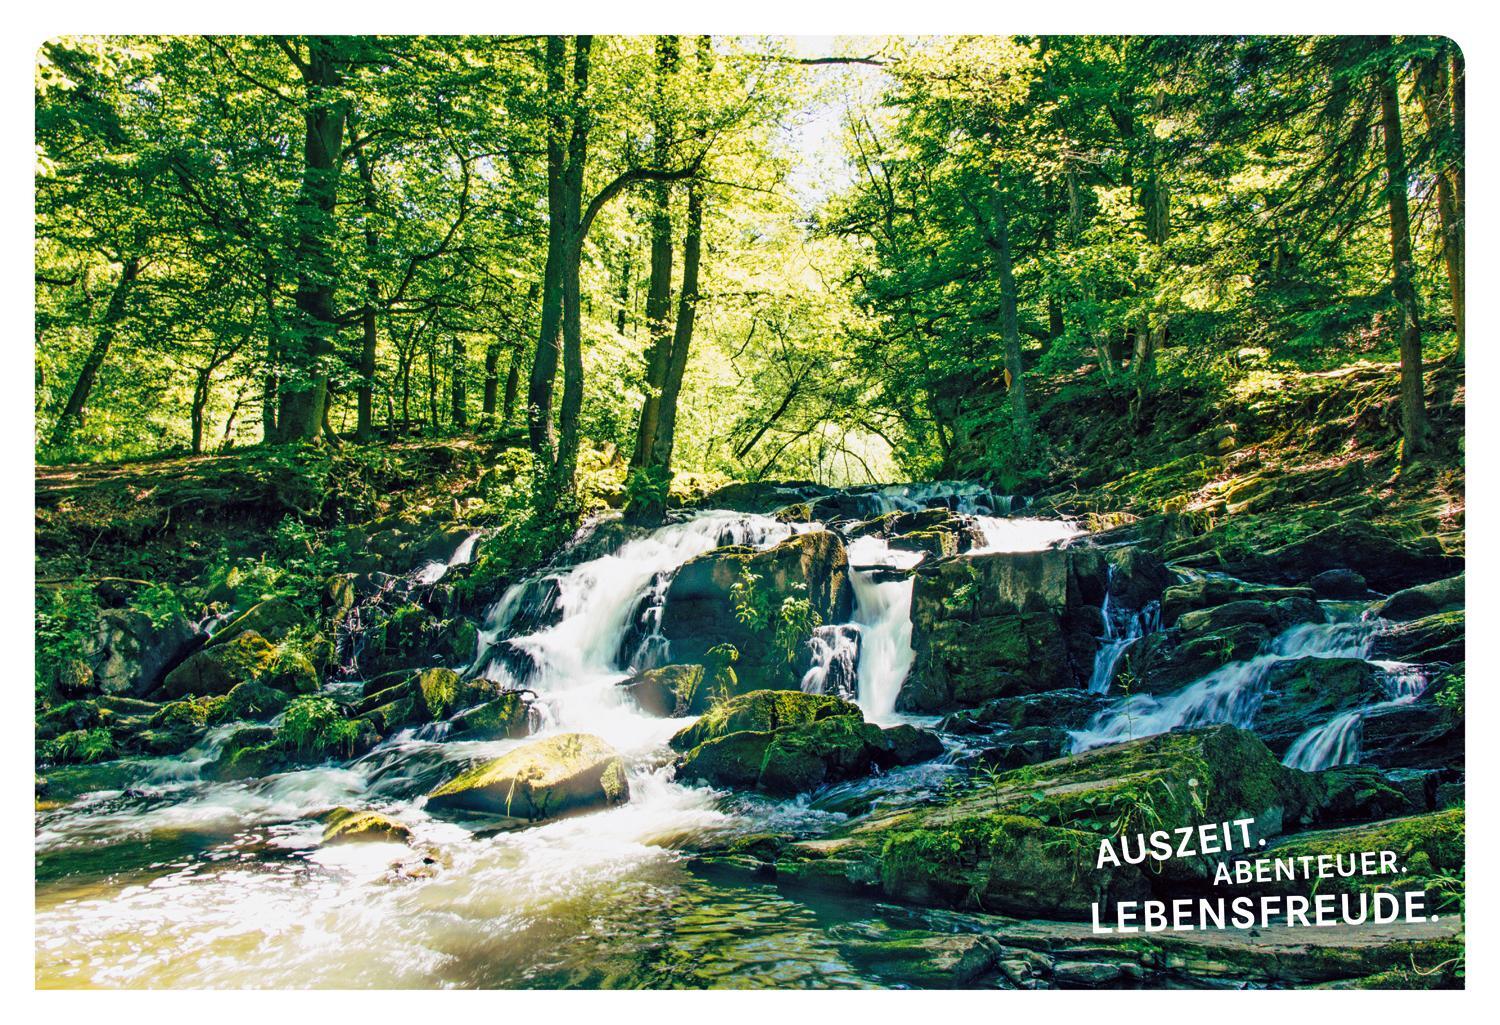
<box><xmin>190</xmin><ymin>368</ymin><xmax>211</xmax><ymax>455</ymax></box>
<box><xmin>527</xmin><ymin>36</ymin><xmax>568</xmax><ymax>457</ymax></box>
<box><xmin>50</xmin><ymin>254</ymin><xmax>139</xmax><ymax>446</ymax></box>
<box><xmin>614</xmin><ymin>249</ymin><xmax>631</xmax><ymax>337</ymax></box>
<box><xmin>990</xmin><ymin>187</ymin><xmax>1032</xmax><ymax>451</ymax></box>
<box><xmin>552</xmin><ymin>36</ymin><xmax>593</xmax><ymax>500</ymax></box>
<box><xmin>451</xmin><ymin>335</ymin><xmax>468</xmax><ymax>428</ymax></box>
<box><xmin>482</xmin><ymin>340</ymin><xmax>501</xmax><ymax>416</ymax></box>
<box><xmin>630</xmin><ymin>35</ymin><xmax>681</xmax><ymax>471</ymax></box>
<box><xmin>1418</xmin><ymin>50</ymin><xmax>1464</xmax><ymax>357</ymax></box>
<box><xmin>647</xmin><ymin>183</ymin><xmax>703</xmax><ymax>478</ymax></box>
<box><xmin>1379</xmin><ymin>54</ymin><xmax>1430</xmax><ymax>466</ymax></box>
<box><xmin>503</xmin><ymin>347</ymin><xmax>521</xmax><ymax>423</ymax></box>
<box><xmin>278</xmin><ymin>37</ymin><xmax>348</xmax><ymax>442</ymax></box>
<box><xmin>262</xmin><ymin>267</ymin><xmax>280</xmax><ymax>443</ymax></box>
<box><xmin>354</xmin><ymin>130</ymin><xmax>380</xmax><ymax>441</ymax></box>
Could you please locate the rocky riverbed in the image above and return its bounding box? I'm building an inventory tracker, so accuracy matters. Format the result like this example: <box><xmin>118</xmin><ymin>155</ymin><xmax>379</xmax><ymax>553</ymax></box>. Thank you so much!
<box><xmin>35</xmin><ymin>476</ymin><xmax>1465</xmax><ymax>988</ymax></box>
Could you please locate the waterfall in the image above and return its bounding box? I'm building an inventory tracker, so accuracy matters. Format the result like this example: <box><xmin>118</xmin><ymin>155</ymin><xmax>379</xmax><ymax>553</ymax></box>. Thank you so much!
<box><xmin>1280</xmin><ymin>662</ymin><xmax>1431</xmax><ymax>771</ymax></box>
<box><xmin>412</xmin><ymin>531</ymin><xmax>482</xmax><ymax>586</ymax></box>
<box><xmin>471</xmin><ymin>511</ymin><xmax>797</xmax><ymax>749</ymax></box>
<box><xmin>1070</xmin><ymin>616</ymin><xmax>1382</xmax><ymax>753</ymax></box>
<box><xmin>847</xmin><ymin>535</ymin><xmax>924</xmax><ymax>722</ymax></box>
<box><xmin>800</xmin><ymin>624</ymin><xmax>861</xmax><ymax>701</ymax></box>
<box><xmin>1086</xmin><ymin>567</ymin><xmax>1161</xmax><ymax>695</ymax></box>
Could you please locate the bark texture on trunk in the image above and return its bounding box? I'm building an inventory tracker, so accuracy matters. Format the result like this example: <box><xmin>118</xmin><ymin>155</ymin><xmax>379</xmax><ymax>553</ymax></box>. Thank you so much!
<box><xmin>1379</xmin><ymin>56</ymin><xmax>1429</xmax><ymax>466</ymax></box>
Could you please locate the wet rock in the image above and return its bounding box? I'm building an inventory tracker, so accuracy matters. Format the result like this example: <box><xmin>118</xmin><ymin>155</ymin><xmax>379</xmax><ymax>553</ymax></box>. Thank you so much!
<box><xmin>426</xmin><ymin>732</ymin><xmax>630</xmax><ymax>820</ymax></box>
<box><xmin>320</xmin><ymin>806</ymin><xmax>412</xmax><ymax>845</ymax></box>
<box><xmin>154</xmin><ymin>630</ymin><xmax>278</xmax><ymax>699</ymax></box>
<box><xmin>776</xmin><ymin>725</ymin><xmax>1317</xmax><ymax>919</ymax></box>
<box><xmin>1160</xmin><ymin>577</ymin><xmax>1316</xmax><ymax>627</ymax></box>
<box><xmin>1308</xmin><ymin>765</ymin><xmax>1423</xmax><ymax>825</ymax></box>
<box><xmin>209</xmin><ymin>597</ymin><xmax>304</xmax><ymax>648</ymax></box>
<box><xmin>1254</xmin><ymin>658</ymin><xmax>1388</xmax><ymax>754</ymax></box>
<box><xmin>87</xmin><ymin>607</ymin><xmax>200</xmax><ymax>697</ymax></box>
<box><xmin>678</xmin><ymin>714</ymin><xmax>942</xmax><ymax>796</ymax></box>
<box><xmin>356</xmin><ymin>667</ymin><xmax>465</xmax><ymax>732</ymax></box>
<box><xmin>1052</xmin><ymin>961</ymin><xmax>1126</xmax><ymax>987</ymax></box>
<box><xmin>1369</xmin><ymin>609</ymin><xmax>1464</xmax><ymax>664</ymax></box>
<box><xmin>1309</xmin><ymin>569</ymin><xmax>1368</xmax><ymax>599</ymax></box>
<box><xmin>660</xmin><ymin>531</ymin><xmax>853</xmax><ymax>692</ymax></box>
<box><xmin>940</xmin><ymin>689</ymin><xmax>1107</xmax><ymax>734</ymax></box>
<box><xmin>898</xmin><ymin>549</ymin><xmax>1106</xmax><ymax>713</ymax></box>
<box><xmin>669</xmin><ymin>689</ymin><xmax>861</xmax><ymax>752</ymax></box>
<box><xmin>977</xmin><ymin>726</ymin><xmax>1072</xmax><ymax>770</ymax></box>
<box><xmin>1359</xmin><ymin>700</ymin><xmax>1463</xmax><ymax>770</ymax></box>
<box><xmin>618</xmin><ymin>663</ymin><xmax>704</xmax><ymax>717</ymax></box>
<box><xmin>357</xmin><ymin>602</ymin><xmax>479</xmax><ymax>677</ymax></box>
<box><xmin>1369</xmin><ymin>573</ymin><xmax>1464</xmax><ymax>623</ymax></box>
<box><xmin>217</xmin><ymin>679</ymin><xmax>293</xmax><ymax>722</ymax></box>
<box><xmin>1104</xmin><ymin>547</ymin><xmax>1171</xmax><ymax>610</ymax></box>
<box><xmin>1249</xmin><ymin>522</ymin><xmax>1461</xmax><ymax>593</ymax></box>
<box><xmin>446</xmin><ymin>687</ymin><xmax>531</xmax><ymax>740</ymax></box>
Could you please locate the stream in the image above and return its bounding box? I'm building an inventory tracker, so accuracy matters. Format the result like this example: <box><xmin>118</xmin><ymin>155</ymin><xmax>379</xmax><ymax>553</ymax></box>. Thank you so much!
<box><xmin>34</xmin><ymin>483</ymin><xmax>1422</xmax><ymax>988</ymax></box>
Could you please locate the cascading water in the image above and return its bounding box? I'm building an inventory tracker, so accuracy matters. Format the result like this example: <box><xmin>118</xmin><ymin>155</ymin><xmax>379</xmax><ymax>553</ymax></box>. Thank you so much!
<box><xmin>1280</xmin><ymin>661</ymin><xmax>1431</xmax><ymax>771</ymax></box>
<box><xmin>1086</xmin><ymin>567</ymin><xmax>1161</xmax><ymax>695</ymax></box>
<box><xmin>1070</xmin><ymin>614</ymin><xmax>1380</xmax><ymax>752</ymax></box>
<box><xmin>800</xmin><ymin>624</ymin><xmax>861</xmax><ymax>700</ymax></box>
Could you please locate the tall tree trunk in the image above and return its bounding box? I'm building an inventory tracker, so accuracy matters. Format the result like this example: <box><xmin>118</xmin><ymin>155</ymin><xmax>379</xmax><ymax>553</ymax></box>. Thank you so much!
<box><xmin>278</xmin><ymin>37</ymin><xmax>348</xmax><ymax>442</ymax></box>
<box><xmin>1379</xmin><ymin>53</ymin><xmax>1430</xmax><ymax>466</ymax></box>
<box><xmin>503</xmin><ymin>347</ymin><xmax>521</xmax><ymax>423</ymax></box>
<box><xmin>190</xmin><ymin>367</ymin><xmax>211</xmax><ymax>455</ymax></box>
<box><xmin>990</xmin><ymin>187</ymin><xmax>1032</xmax><ymax>451</ymax></box>
<box><xmin>614</xmin><ymin>249</ymin><xmax>631</xmax><ymax>337</ymax></box>
<box><xmin>552</xmin><ymin>35</ymin><xmax>593</xmax><ymax>501</ymax></box>
<box><xmin>354</xmin><ymin>128</ymin><xmax>380</xmax><ymax>441</ymax></box>
<box><xmin>450</xmin><ymin>335</ymin><xmax>468</xmax><ymax>428</ymax></box>
<box><xmin>261</xmin><ymin>266</ymin><xmax>280</xmax><ymax>443</ymax></box>
<box><xmin>50</xmin><ymin>254</ymin><xmax>139</xmax><ymax>446</ymax></box>
<box><xmin>1417</xmin><ymin>49</ymin><xmax>1464</xmax><ymax>358</ymax></box>
<box><xmin>630</xmin><ymin>35</ymin><xmax>681</xmax><ymax>471</ymax></box>
<box><xmin>647</xmin><ymin>182</ymin><xmax>703</xmax><ymax>479</ymax></box>
<box><xmin>527</xmin><ymin>36</ymin><xmax>568</xmax><ymax>457</ymax></box>
<box><xmin>482</xmin><ymin>340</ymin><xmax>501</xmax><ymax>416</ymax></box>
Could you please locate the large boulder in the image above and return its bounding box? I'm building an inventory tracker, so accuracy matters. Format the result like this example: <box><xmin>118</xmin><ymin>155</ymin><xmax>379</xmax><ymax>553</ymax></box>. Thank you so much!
<box><xmin>940</xmin><ymin>689</ymin><xmax>1108</xmax><ymax>735</ymax></box>
<box><xmin>1160</xmin><ymin>577</ymin><xmax>1317</xmax><ymax>627</ymax></box>
<box><xmin>675</xmin><ymin>702</ymin><xmax>943</xmax><ymax>796</ymax></box>
<box><xmin>618</xmin><ymin>663</ymin><xmax>705</xmax><ymax>717</ymax></box>
<box><xmin>668</xmin><ymin>689</ymin><xmax>861</xmax><ymax>752</ymax></box>
<box><xmin>210</xmin><ymin>597</ymin><xmax>304</xmax><ymax>648</ymax></box>
<box><xmin>1103</xmin><ymin>546</ymin><xmax>1171</xmax><ymax>611</ymax></box>
<box><xmin>425</xmin><ymin>732</ymin><xmax>629</xmax><ymax>820</ymax></box>
<box><xmin>1246</xmin><ymin>522</ymin><xmax>1461</xmax><ymax>593</ymax></box>
<box><xmin>660</xmin><ymin>531</ymin><xmax>853</xmax><ymax>692</ymax></box>
<box><xmin>1359</xmin><ymin>700</ymin><xmax>1464</xmax><ymax>770</ymax></box>
<box><xmin>154</xmin><ymin>630</ymin><xmax>278</xmax><ymax>700</ymax></box>
<box><xmin>772</xmin><ymin>725</ymin><xmax>1318</xmax><ymax>920</ymax></box>
<box><xmin>897</xmin><ymin>549</ymin><xmax>1106</xmax><ymax>713</ymax></box>
<box><xmin>356</xmin><ymin>667</ymin><xmax>466</xmax><ymax>732</ymax></box>
<box><xmin>87</xmin><ymin>607</ymin><xmax>200</xmax><ymax>696</ymax></box>
<box><xmin>1369</xmin><ymin>573</ymin><xmax>1464</xmax><ymax>623</ymax></box>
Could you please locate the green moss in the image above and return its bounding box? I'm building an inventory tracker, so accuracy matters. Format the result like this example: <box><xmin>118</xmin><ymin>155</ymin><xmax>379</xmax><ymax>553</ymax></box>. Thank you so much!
<box><xmin>670</xmin><ymin>689</ymin><xmax>860</xmax><ymax>752</ymax></box>
<box><xmin>42</xmin><ymin>728</ymin><xmax>117</xmax><ymax>765</ymax></box>
<box><xmin>320</xmin><ymin>806</ymin><xmax>412</xmax><ymax>844</ymax></box>
<box><xmin>278</xmin><ymin>695</ymin><xmax>363</xmax><ymax>758</ymax></box>
<box><xmin>1254</xmin><ymin>809</ymin><xmax>1465</xmax><ymax>900</ymax></box>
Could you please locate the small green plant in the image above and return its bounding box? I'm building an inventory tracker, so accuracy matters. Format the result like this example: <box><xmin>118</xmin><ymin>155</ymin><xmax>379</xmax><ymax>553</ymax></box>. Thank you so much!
<box><xmin>773</xmin><ymin>593</ymin><xmax>820</xmax><ymax>664</ymax></box>
<box><xmin>704</xmin><ymin>643</ymin><xmax>740</xmax><ymax>706</ymax></box>
<box><xmin>730</xmin><ymin>566</ymin><xmax>772</xmax><ymax>632</ymax></box>
<box><xmin>35</xmin><ymin>581</ymin><xmax>102</xmax><ymax>700</ymax></box>
<box><xmin>43</xmin><ymin>728</ymin><xmax>116</xmax><ymax>765</ymax></box>
<box><xmin>131</xmin><ymin>582</ymin><xmax>187</xmax><ymax>630</ymax></box>
<box><xmin>278</xmin><ymin>695</ymin><xmax>361</xmax><ymax>758</ymax></box>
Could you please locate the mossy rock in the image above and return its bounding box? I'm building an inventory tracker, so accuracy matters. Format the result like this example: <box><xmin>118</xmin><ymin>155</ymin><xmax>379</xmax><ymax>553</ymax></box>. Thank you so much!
<box><xmin>448</xmin><ymin>691</ymin><xmax>531</xmax><ymax>740</ymax></box>
<box><xmin>1160</xmin><ymin>578</ymin><xmax>1317</xmax><ymax>626</ymax></box>
<box><xmin>356</xmin><ymin>667</ymin><xmax>464</xmax><ymax>731</ymax></box>
<box><xmin>669</xmin><ymin>689</ymin><xmax>860</xmax><ymax>753</ymax></box>
<box><xmin>213</xmin><ymin>679</ymin><xmax>293</xmax><ymax>723</ymax></box>
<box><xmin>1222</xmin><ymin>809</ymin><xmax>1465</xmax><ymax>903</ymax></box>
<box><xmin>1370</xmin><ymin>609</ymin><xmax>1464</xmax><ymax>664</ymax></box>
<box><xmin>1174</xmin><ymin>596</ymin><xmax>1323</xmax><ymax>639</ymax></box>
<box><xmin>676</xmin><ymin>708</ymin><xmax>944</xmax><ymax>796</ymax></box>
<box><xmin>210</xmin><ymin>597</ymin><xmax>305</xmax><ymax>648</ymax></box>
<box><xmin>618</xmin><ymin>663</ymin><xmax>705</xmax><ymax>717</ymax></box>
<box><xmin>155</xmin><ymin>630</ymin><xmax>278</xmax><ymax>700</ymax></box>
<box><xmin>1254</xmin><ymin>658</ymin><xmax>1389</xmax><ymax>753</ymax></box>
<box><xmin>37</xmin><ymin>700</ymin><xmax>103</xmax><ymax>742</ymax></box>
<box><xmin>1370</xmin><ymin>573</ymin><xmax>1463</xmax><ymax>623</ymax></box>
<box><xmin>320</xmin><ymin>806</ymin><xmax>412</xmax><ymax>845</ymax></box>
<box><xmin>426</xmin><ymin>732</ymin><xmax>629</xmax><ymax>821</ymax></box>
<box><xmin>774</xmin><ymin>725</ymin><xmax>1319</xmax><ymax>919</ymax></box>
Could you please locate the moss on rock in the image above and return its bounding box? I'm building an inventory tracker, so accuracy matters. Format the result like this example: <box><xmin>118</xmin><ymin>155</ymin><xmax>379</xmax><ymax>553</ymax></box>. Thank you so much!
<box><xmin>426</xmin><ymin>732</ymin><xmax>630</xmax><ymax>820</ymax></box>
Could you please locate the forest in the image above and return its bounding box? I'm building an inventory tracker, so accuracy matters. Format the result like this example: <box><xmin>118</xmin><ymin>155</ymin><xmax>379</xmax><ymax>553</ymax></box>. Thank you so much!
<box><xmin>35</xmin><ymin>35</ymin><xmax>1465</xmax><ymax>990</ymax></box>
